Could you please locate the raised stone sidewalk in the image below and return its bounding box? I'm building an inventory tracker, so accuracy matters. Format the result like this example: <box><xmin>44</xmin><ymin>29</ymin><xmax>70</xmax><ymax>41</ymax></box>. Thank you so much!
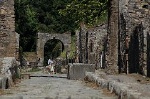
<box><xmin>85</xmin><ymin>70</ymin><xmax>150</xmax><ymax>99</ymax></box>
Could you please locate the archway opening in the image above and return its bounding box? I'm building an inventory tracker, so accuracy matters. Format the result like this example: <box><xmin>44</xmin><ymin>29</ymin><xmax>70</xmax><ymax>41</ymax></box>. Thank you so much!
<box><xmin>128</xmin><ymin>24</ymin><xmax>144</xmax><ymax>74</ymax></box>
<box><xmin>44</xmin><ymin>39</ymin><xmax>64</xmax><ymax>66</ymax></box>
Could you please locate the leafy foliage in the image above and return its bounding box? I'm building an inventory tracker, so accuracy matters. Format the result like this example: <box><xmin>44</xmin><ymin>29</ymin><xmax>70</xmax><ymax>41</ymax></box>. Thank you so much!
<box><xmin>59</xmin><ymin>0</ymin><xmax>108</xmax><ymax>26</ymax></box>
<box><xmin>15</xmin><ymin>0</ymin><xmax>38</xmax><ymax>51</ymax></box>
<box><xmin>44</xmin><ymin>39</ymin><xmax>63</xmax><ymax>65</ymax></box>
<box><xmin>14</xmin><ymin>0</ymin><xmax>108</xmax><ymax>52</ymax></box>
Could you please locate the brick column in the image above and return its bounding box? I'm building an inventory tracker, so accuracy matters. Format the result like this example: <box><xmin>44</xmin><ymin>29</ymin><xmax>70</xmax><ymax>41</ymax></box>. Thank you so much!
<box><xmin>107</xmin><ymin>0</ymin><xmax>119</xmax><ymax>74</ymax></box>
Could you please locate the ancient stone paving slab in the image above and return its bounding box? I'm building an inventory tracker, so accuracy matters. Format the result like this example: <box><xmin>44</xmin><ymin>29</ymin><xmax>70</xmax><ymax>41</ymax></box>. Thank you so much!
<box><xmin>0</xmin><ymin>72</ymin><xmax>118</xmax><ymax>99</ymax></box>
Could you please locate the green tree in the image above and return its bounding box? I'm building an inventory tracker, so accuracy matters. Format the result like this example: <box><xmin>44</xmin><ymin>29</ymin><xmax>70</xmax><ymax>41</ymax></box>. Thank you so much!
<box><xmin>59</xmin><ymin>0</ymin><xmax>108</xmax><ymax>26</ymax></box>
<box><xmin>15</xmin><ymin>0</ymin><xmax>38</xmax><ymax>51</ymax></box>
<box><xmin>15</xmin><ymin>0</ymin><xmax>108</xmax><ymax>52</ymax></box>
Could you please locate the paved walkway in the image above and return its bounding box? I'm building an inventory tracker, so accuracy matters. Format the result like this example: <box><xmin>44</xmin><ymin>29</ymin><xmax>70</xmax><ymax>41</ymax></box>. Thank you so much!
<box><xmin>0</xmin><ymin>71</ymin><xmax>118</xmax><ymax>99</ymax></box>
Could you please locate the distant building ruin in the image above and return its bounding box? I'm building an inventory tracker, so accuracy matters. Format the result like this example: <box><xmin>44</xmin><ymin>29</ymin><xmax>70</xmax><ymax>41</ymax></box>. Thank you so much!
<box><xmin>117</xmin><ymin>0</ymin><xmax>150</xmax><ymax>76</ymax></box>
<box><xmin>76</xmin><ymin>0</ymin><xmax>150</xmax><ymax>77</ymax></box>
<box><xmin>75</xmin><ymin>23</ymin><xmax>107</xmax><ymax>69</ymax></box>
<box><xmin>36</xmin><ymin>32</ymin><xmax>71</xmax><ymax>66</ymax></box>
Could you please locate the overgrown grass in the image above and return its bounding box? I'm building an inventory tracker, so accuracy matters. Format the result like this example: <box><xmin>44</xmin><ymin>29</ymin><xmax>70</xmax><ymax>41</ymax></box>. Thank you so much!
<box><xmin>68</xmin><ymin>35</ymin><xmax>76</xmax><ymax>58</ymax></box>
<box><xmin>60</xmin><ymin>50</ymin><xmax>66</xmax><ymax>58</ymax></box>
<box><xmin>60</xmin><ymin>35</ymin><xmax>76</xmax><ymax>59</ymax></box>
<box><xmin>28</xmin><ymin>67</ymin><xmax>41</xmax><ymax>72</ymax></box>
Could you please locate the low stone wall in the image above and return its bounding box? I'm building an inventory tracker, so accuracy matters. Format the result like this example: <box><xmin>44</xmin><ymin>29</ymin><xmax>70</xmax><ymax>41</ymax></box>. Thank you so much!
<box><xmin>0</xmin><ymin>76</ymin><xmax>8</xmax><ymax>89</ymax></box>
<box><xmin>67</xmin><ymin>63</ymin><xmax>95</xmax><ymax>80</ymax></box>
<box><xmin>0</xmin><ymin>96</ymin><xmax>23</xmax><ymax>99</ymax></box>
<box><xmin>0</xmin><ymin>57</ymin><xmax>20</xmax><ymax>89</ymax></box>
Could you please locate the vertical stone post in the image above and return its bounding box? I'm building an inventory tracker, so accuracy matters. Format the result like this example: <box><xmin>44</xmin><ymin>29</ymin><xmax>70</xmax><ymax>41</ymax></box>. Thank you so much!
<box><xmin>36</xmin><ymin>33</ymin><xmax>44</xmax><ymax>66</ymax></box>
<box><xmin>0</xmin><ymin>0</ymin><xmax>17</xmax><ymax>58</ymax></box>
<box><xmin>107</xmin><ymin>0</ymin><xmax>119</xmax><ymax>74</ymax></box>
<box><xmin>76</xmin><ymin>23</ymin><xmax>87</xmax><ymax>63</ymax></box>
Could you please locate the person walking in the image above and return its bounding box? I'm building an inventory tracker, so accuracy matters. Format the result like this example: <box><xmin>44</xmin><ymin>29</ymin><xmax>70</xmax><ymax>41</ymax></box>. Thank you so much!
<box><xmin>48</xmin><ymin>59</ymin><xmax>54</xmax><ymax>74</ymax></box>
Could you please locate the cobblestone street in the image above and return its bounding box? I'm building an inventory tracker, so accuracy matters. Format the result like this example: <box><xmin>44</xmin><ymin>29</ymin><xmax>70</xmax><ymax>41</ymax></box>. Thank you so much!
<box><xmin>0</xmin><ymin>72</ymin><xmax>118</xmax><ymax>99</ymax></box>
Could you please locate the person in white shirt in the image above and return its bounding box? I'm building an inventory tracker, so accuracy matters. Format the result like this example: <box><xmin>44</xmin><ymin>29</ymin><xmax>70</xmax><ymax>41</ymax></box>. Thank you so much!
<box><xmin>48</xmin><ymin>59</ymin><xmax>54</xmax><ymax>74</ymax></box>
<box><xmin>48</xmin><ymin>59</ymin><xmax>53</xmax><ymax>65</ymax></box>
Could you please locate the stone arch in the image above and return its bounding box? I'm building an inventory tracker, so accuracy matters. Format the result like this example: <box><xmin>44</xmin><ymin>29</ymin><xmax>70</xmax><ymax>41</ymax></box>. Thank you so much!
<box><xmin>36</xmin><ymin>32</ymin><xmax>71</xmax><ymax>66</ymax></box>
<box><xmin>44</xmin><ymin>38</ymin><xmax>64</xmax><ymax>65</ymax></box>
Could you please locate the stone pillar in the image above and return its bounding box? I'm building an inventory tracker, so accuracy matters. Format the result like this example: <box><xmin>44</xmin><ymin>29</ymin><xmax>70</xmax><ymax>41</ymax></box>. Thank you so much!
<box><xmin>36</xmin><ymin>36</ymin><xmax>44</xmax><ymax>66</ymax></box>
<box><xmin>0</xmin><ymin>0</ymin><xmax>17</xmax><ymax>58</ymax></box>
<box><xmin>75</xmin><ymin>30</ymin><xmax>80</xmax><ymax>63</ymax></box>
<box><xmin>107</xmin><ymin>0</ymin><xmax>119</xmax><ymax>74</ymax></box>
<box><xmin>79</xmin><ymin>23</ymin><xmax>88</xmax><ymax>63</ymax></box>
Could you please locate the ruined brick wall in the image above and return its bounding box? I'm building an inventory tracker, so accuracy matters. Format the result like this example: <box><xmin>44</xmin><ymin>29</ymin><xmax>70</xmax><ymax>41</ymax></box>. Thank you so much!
<box><xmin>0</xmin><ymin>0</ymin><xmax>20</xmax><ymax>84</ymax></box>
<box><xmin>88</xmin><ymin>24</ymin><xmax>107</xmax><ymax>69</ymax></box>
<box><xmin>75</xmin><ymin>0</ymin><xmax>149</xmax><ymax>76</ymax></box>
<box><xmin>75</xmin><ymin>23</ymin><xmax>87</xmax><ymax>63</ymax></box>
<box><xmin>0</xmin><ymin>0</ymin><xmax>19</xmax><ymax>78</ymax></box>
<box><xmin>0</xmin><ymin>0</ymin><xmax>18</xmax><ymax>58</ymax></box>
<box><xmin>37</xmin><ymin>32</ymin><xmax>71</xmax><ymax>66</ymax></box>
<box><xmin>75</xmin><ymin>24</ymin><xmax>107</xmax><ymax>68</ymax></box>
<box><xmin>118</xmin><ymin>0</ymin><xmax>150</xmax><ymax>76</ymax></box>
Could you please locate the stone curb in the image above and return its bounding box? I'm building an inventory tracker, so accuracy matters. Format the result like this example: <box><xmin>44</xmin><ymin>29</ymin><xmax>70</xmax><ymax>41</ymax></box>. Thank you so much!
<box><xmin>85</xmin><ymin>72</ymin><xmax>150</xmax><ymax>99</ymax></box>
<box><xmin>0</xmin><ymin>96</ymin><xmax>52</xmax><ymax>99</ymax></box>
<box><xmin>0</xmin><ymin>96</ymin><xmax>23</xmax><ymax>99</ymax></box>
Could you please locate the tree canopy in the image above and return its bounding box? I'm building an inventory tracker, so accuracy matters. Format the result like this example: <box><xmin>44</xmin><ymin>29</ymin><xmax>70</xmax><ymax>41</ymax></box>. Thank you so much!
<box><xmin>60</xmin><ymin>0</ymin><xmax>108</xmax><ymax>26</ymax></box>
<box><xmin>14</xmin><ymin>0</ymin><xmax>108</xmax><ymax>51</ymax></box>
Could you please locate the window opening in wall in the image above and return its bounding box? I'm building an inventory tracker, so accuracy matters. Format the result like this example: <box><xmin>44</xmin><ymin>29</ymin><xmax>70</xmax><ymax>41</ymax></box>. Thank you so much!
<box><xmin>90</xmin><ymin>41</ymin><xmax>93</xmax><ymax>52</ymax></box>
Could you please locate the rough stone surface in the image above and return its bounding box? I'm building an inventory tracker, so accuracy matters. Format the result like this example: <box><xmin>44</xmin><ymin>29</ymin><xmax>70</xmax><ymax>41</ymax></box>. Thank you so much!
<box><xmin>37</xmin><ymin>32</ymin><xmax>71</xmax><ymax>66</ymax></box>
<box><xmin>75</xmin><ymin>24</ymin><xmax>107</xmax><ymax>66</ymax></box>
<box><xmin>0</xmin><ymin>0</ymin><xmax>19</xmax><ymax>58</ymax></box>
<box><xmin>106</xmin><ymin>0</ymin><xmax>119</xmax><ymax>74</ymax></box>
<box><xmin>75</xmin><ymin>0</ymin><xmax>150</xmax><ymax>76</ymax></box>
<box><xmin>0</xmin><ymin>57</ymin><xmax>19</xmax><ymax>89</ymax></box>
<box><xmin>0</xmin><ymin>71</ymin><xmax>118</xmax><ymax>99</ymax></box>
<box><xmin>0</xmin><ymin>0</ymin><xmax>20</xmax><ymax>89</ymax></box>
<box><xmin>88</xmin><ymin>24</ymin><xmax>107</xmax><ymax>66</ymax></box>
<box><xmin>0</xmin><ymin>96</ymin><xmax>23</xmax><ymax>99</ymax></box>
<box><xmin>67</xmin><ymin>63</ymin><xmax>95</xmax><ymax>80</ymax></box>
<box><xmin>0</xmin><ymin>76</ymin><xmax>8</xmax><ymax>89</ymax></box>
<box><xmin>85</xmin><ymin>70</ymin><xmax>150</xmax><ymax>99</ymax></box>
<box><xmin>118</xmin><ymin>0</ymin><xmax>150</xmax><ymax>75</ymax></box>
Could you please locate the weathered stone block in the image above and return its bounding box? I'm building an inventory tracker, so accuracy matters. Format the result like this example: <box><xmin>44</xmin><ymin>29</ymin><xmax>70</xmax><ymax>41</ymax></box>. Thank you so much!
<box><xmin>0</xmin><ymin>76</ymin><xmax>8</xmax><ymax>89</ymax></box>
<box><xmin>67</xmin><ymin>63</ymin><xmax>95</xmax><ymax>80</ymax></box>
<box><xmin>20</xmin><ymin>73</ymin><xmax>30</xmax><ymax>79</ymax></box>
<box><xmin>0</xmin><ymin>96</ymin><xmax>23</xmax><ymax>99</ymax></box>
<box><xmin>0</xmin><ymin>57</ymin><xmax>20</xmax><ymax>89</ymax></box>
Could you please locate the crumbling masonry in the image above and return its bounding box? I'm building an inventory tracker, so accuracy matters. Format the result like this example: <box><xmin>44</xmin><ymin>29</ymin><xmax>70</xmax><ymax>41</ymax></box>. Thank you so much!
<box><xmin>0</xmin><ymin>0</ymin><xmax>19</xmax><ymax>58</ymax></box>
<box><xmin>117</xmin><ymin>0</ymin><xmax>150</xmax><ymax>76</ymax></box>
<box><xmin>76</xmin><ymin>23</ymin><xmax>107</xmax><ymax>68</ymax></box>
<box><xmin>76</xmin><ymin>0</ymin><xmax>150</xmax><ymax>77</ymax></box>
<box><xmin>0</xmin><ymin>0</ymin><xmax>19</xmax><ymax>88</ymax></box>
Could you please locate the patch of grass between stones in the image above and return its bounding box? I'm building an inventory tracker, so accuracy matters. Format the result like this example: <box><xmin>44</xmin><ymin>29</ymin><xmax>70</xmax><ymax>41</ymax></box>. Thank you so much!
<box><xmin>28</xmin><ymin>67</ymin><xmax>41</xmax><ymax>72</ymax></box>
